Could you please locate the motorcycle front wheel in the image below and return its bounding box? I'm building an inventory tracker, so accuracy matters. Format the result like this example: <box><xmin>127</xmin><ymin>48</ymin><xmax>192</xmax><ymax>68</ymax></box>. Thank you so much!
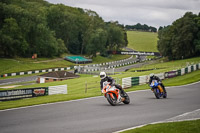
<box><xmin>106</xmin><ymin>93</ymin><xmax>117</xmax><ymax>106</ymax></box>
<box><xmin>153</xmin><ymin>88</ymin><xmax>161</xmax><ymax>99</ymax></box>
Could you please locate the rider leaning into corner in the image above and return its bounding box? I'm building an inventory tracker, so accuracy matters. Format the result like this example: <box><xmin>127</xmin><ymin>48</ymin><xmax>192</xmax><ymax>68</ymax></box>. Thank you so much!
<box><xmin>100</xmin><ymin>71</ymin><xmax>126</xmax><ymax>97</ymax></box>
<box><xmin>149</xmin><ymin>73</ymin><xmax>167</xmax><ymax>94</ymax></box>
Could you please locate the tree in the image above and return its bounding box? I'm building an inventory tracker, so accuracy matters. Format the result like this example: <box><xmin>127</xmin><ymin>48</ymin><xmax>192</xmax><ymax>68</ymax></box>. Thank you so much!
<box><xmin>125</xmin><ymin>23</ymin><xmax>157</xmax><ymax>32</ymax></box>
<box><xmin>47</xmin><ymin>4</ymin><xmax>86</xmax><ymax>54</ymax></box>
<box><xmin>80</xmin><ymin>9</ymin><xmax>106</xmax><ymax>55</ymax></box>
<box><xmin>157</xmin><ymin>26</ymin><xmax>173</xmax><ymax>60</ymax></box>
<box><xmin>0</xmin><ymin>0</ymin><xmax>128</xmax><ymax>57</ymax></box>
<box><xmin>157</xmin><ymin>12</ymin><xmax>200</xmax><ymax>60</ymax></box>
<box><xmin>194</xmin><ymin>13</ymin><xmax>200</xmax><ymax>56</ymax></box>
<box><xmin>106</xmin><ymin>22</ymin><xmax>126</xmax><ymax>51</ymax></box>
<box><xmin>0</xmin><ymin>18</ymin><xmax>28</xmax><ymax>57</ymax></box>
<box><xmin>171</xmin><ymin>12</ymin><xmax>198</xmax><ymax>59</ymax></box>
<box><xmin>86</xmin><ymin>28</ymin><xmax>107</xmax><ymax>57</ymax></box>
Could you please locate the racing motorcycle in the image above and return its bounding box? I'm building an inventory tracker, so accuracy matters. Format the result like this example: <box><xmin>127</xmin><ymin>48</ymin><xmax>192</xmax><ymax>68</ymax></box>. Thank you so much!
<box><xmin>102</xmin><ymin>81</ymin><xmax>130</xmax><ymax>106</ymax></box>
<box><xmin>150</xmin><ymin>80</ymin><xmax>167</xmax><ymax>99</ymax></box>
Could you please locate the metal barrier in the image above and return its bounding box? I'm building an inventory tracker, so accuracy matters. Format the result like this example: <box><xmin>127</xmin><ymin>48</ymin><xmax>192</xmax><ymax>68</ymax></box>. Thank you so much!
<box><xmin>122</xmin><ymin>63</ymin><xmax>200</xmax><ymax>89</ymax></box>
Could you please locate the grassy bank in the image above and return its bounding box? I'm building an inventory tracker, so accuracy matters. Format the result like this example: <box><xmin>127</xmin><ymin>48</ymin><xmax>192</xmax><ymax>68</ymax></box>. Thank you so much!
<box><xmin>0</xmin><ymin>58</ymin><xmax>73</xmax><ymax>75</ymax></box>
<box><xmin>127</xmin><ymin>31</ymin><xmax>158</xmax><ymax>52</ymax></box>
<box><xmin>0</xmin><ymin>30</ymin><xmax>199</xmax><ymax>110</ymax></box>
<box><xmin>0</xmin><ymin>31</ymin><xmax>157</xmax><ymax>75</ymax></box>
<box><xmin>122</xmin><ymin>119</ymin><xmax>200</xmax><ymax>133</ymax></box>
<box><xmin>0</xmin><ymin>54</ymin><xmax>131</xmax><ymax>75</ymax></box>
<box><xmin>0</xmin><ymin>69</ymin><xmax>199</xmax><ymax>110</ymax></box>
<box><xmin>127</xmin><ymin>57</ymin><xmax>200</xmax><ymax>76</ymax></box>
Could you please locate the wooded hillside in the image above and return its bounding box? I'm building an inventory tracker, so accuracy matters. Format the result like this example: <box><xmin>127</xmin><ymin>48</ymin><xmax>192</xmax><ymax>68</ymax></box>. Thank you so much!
<box><xmin>157</xmin><ymin>12</ymin><xmax>200</xmax><ymax>60</ymax></box>
<box><xmin>0</xmin><ymin>0</ymin><xmax>128</xmax><ymax>57</ymax></box>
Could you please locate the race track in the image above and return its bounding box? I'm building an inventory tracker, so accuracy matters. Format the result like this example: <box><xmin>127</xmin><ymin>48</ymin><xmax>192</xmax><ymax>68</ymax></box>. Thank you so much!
<box><xmin>0</xmin><ymin>82</ymin><xmax>200</xmax><ymax>133</ymax></box>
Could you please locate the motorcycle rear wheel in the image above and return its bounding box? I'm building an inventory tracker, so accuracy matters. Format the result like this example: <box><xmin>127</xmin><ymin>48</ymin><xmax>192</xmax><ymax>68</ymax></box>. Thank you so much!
<box><xmin>106</xmin><ymin>93</ymin><xmax>117</xmax><ymax>106</ymax></box>
<box><xmin>122</xmin><ymin>92</ymin><xmax>130</xmax><ymax>104</ymax></box>
<box><xmin>163</xmin><ymin>92</ymin><xmax>167</xmax><ymax>98</ymax></box>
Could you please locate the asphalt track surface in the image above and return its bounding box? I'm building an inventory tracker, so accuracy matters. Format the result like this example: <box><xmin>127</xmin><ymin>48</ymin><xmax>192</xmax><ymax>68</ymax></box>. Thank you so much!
<box><xmin>0</xmin><ymin>76</ymin><xmax>37</xmax><ymax>85</ymax></box>
<box><xmin>0</xmin><ymin>56</ymin><xmax>147</xmax><ymax>86</ymax></box>
<box><xmin>0</xmin><ymin>82</ymin><xmax>200</xmax><ymax>133</ymax></box>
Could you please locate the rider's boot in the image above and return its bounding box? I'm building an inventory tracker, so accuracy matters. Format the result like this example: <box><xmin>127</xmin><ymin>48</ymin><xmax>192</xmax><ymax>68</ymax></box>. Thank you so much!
<box><xmin>162</xmin><ymin>86</ymin><xmax>167</xmax><ymax>94</ymax></box>
<box><xmin>120</xmin><ymin>89</ymin><xmax>127</xmax><ymax>97</ymax></box>
<box><xmin>115</xmin><ymin>84</ymin><xmax>127</xmax><ymax>97</ymax></box>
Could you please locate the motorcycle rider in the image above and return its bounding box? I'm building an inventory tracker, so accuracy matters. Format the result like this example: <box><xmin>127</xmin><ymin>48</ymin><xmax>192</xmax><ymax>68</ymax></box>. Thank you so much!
<box><xmin>100</xmin><ymin>71</ymin><xmax>126</xmax><ymax>97</ymax></box>
<box><xmin>149</xmin><ymin>73</ymin><xmax>166</xmax><ymax>94</ymax></box>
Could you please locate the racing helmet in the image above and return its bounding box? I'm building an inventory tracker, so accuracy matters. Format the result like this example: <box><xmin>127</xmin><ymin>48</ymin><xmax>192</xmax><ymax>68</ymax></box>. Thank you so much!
<box><xmin>100</xmin><ymin>71</ymin><xmax>106</xmax><ymax>79</ymax></box>
<box><xmin>149</xmin><ymin>73</ymin><xmax>155</xmax><ymax>78</ymax></box>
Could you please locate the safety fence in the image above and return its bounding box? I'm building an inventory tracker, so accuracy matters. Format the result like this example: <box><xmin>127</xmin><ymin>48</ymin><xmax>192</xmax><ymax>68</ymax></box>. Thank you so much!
<box><xmin>0</xmin><ymin>85</ymin><xmax>67</xmax><ymax>101</ymax></box>
<box><xmin>0</xmin><ymin>56</ymin><xmax>134</xmax><ymax>78</ymax></box>
<box><xmin>0</xmin><ymin>55</ymin><xmax>156</xmax><ymax>78</ymax></box>
<box><xmin>122</xmin><ymin>63</ymin><xmax>200</xmax><ymax>89</ymax></box>
<box><xmin>0</xmin><ymin>67</ymin><xmax>73</xmax><ymax>78</ymax></box>
<box><xmin>79</xmin><ymin>56</ymin><xmax>158</xmax><ymax>73</ymax></box>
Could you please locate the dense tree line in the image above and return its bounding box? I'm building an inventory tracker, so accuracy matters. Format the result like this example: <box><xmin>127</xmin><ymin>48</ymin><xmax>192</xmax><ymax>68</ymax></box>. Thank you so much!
<box><xmin>157</xmin><ymin>12</ymin><xmax>200</xmax><ymax>60</ymax></box>
<box><xmin>125</xmin><ymin>23</ymin><xmax>157</xmax><ymax>32</ymax></box>
<box><xmin>0</xmin><ymin>0</ymin><xmax>128</xmax><ymax>58</ymax></box>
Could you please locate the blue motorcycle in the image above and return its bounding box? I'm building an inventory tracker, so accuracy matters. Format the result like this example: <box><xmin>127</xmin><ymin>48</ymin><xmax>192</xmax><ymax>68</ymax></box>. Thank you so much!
<box><xmin>150</xmin><ymin>80</ymin><xmax>167</xmax><ymax>99</ymax></box>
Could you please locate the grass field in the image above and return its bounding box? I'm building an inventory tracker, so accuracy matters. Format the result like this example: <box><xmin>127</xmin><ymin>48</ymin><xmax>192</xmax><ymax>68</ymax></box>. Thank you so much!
<box><xmin>0</xmin><ymin>31</ymin><xmax>156</xmax><ymax>75</ymax></box>
<box><xmin>127</xmin><ymin>31</ymin><xmax>158</xmax><ymax>52</ymax></box>
<box><xmin>0</xmin><ymin>54</ymin><xmax>131</xmax><ymax>75</ymax></box>
<box><xmin>127</xmin><ymin>57</ymin><xmax>200</xmax><ymax>75</ymax></box>
<box><xmin>0</xmin><ymin>31</ymin><xmax>200</xmax><ymax>110</ymax></box>
<box><xmin>0</xmin><ymin>31</ymin><xmax>199</xmax><ymax>133</ymax></box>
<box><xmin>0</xmin><ymin>67</ymin><xmax>199</xmax><ymax>110</ymax></box>
<box><xmin>0</xmin><ymin>58</ymin><xmax>73</xmax><ymax>75</ymax></box>
<box><xmin>122</xmin><ymin>119</ymin><xmax>200</xmax><ymax>133</ymax></box>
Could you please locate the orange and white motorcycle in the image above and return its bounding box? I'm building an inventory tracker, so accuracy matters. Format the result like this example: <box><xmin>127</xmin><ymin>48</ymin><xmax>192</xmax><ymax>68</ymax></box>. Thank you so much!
<box><xmin>102</xmin><ymin>81</ymin><xmax>130</xmax><ymax>106</ymax></box>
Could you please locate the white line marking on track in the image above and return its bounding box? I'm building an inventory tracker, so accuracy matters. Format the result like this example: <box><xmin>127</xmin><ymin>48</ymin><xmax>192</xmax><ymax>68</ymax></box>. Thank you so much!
<box><xmin>0</xmin><ymin>96</ymin><xmax>103</xmax><ymax>112</ymax></box>
<box><xmin>114</xmin><ymin>108</ymin><xmax>200</xmax><ymax>133</ymax></box>
<box><xmin>166</xmin><ymin>80</ymin><xmax>200</xmax><ymax>88</ymax></box>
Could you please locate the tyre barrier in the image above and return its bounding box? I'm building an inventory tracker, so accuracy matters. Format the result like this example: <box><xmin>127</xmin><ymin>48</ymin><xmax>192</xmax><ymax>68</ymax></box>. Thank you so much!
<box><xmin>0</xmin><ymin>67</ymin><xmax>73</xmax><ymax>78</ymax></box>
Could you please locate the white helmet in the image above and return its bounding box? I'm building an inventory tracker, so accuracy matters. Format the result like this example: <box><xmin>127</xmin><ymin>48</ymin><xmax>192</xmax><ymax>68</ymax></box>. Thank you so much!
<box><xmin>150</xmin><ymin>73</ymin><xmax>155</xmax><ymax>77</ymax></box>
<box><xmin>100</xmin><ymin>71</ymin><xmax>106</xmax><ymax>79</ymax></box>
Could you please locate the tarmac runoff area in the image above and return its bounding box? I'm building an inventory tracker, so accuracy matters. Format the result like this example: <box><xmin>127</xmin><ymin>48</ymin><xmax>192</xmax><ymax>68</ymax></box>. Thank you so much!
<box><xmin>114</xmin><ymin>81</ymin><xmax>200</xmax><ymax>133</ymax></box>
<box><xmin>115</xmin><ymin>108</ymin><xmax>200</xmax><ymax>133</ymax></box>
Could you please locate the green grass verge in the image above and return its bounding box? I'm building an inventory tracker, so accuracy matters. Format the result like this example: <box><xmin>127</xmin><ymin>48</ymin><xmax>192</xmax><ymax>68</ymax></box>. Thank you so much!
<box><xmin>91</xmin><ymin>55</ymin><xmax>131</xmax><ymax>64</ymax></box>
<box><xmin>122</xmin><ymin>119</ymin><xmax>200</xmax><ymax>133</ymax></box>
<box><xmin>0</xmin><ymin>69</ymin><xmax>199</xmax><ymax>110</ymax></box>
<box><xmin>0</xmin><ymin>58</ymin><xmax>74</xmax><ymax>75</ymax></box>
<box><xmin>122</xmin><ymin>69</ymin><xmax>200</xmax><ymax>92</ymax></box>
<box><xmin>0</xmin><ymin>31</ymin><xmax>157</xmax><ymax>75</ymax></box>
<box><xmin>0</xmin><ymin>54</ymin><xmax>131</xmax><ymax>76</ymax></box>
<box><xmin>127</xmin><ymin>31</ymin><xmax>158</xmax><ymax>52</ymax></box>
<box><xmin>163</xmin><ymin>70</ymin><xmax>200</xmax><ymax>86</ymax></box>
<box><xmin>127</xmin><ymin>57</ymin><xmax>200</xmax><ymax>74</ymax></box>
